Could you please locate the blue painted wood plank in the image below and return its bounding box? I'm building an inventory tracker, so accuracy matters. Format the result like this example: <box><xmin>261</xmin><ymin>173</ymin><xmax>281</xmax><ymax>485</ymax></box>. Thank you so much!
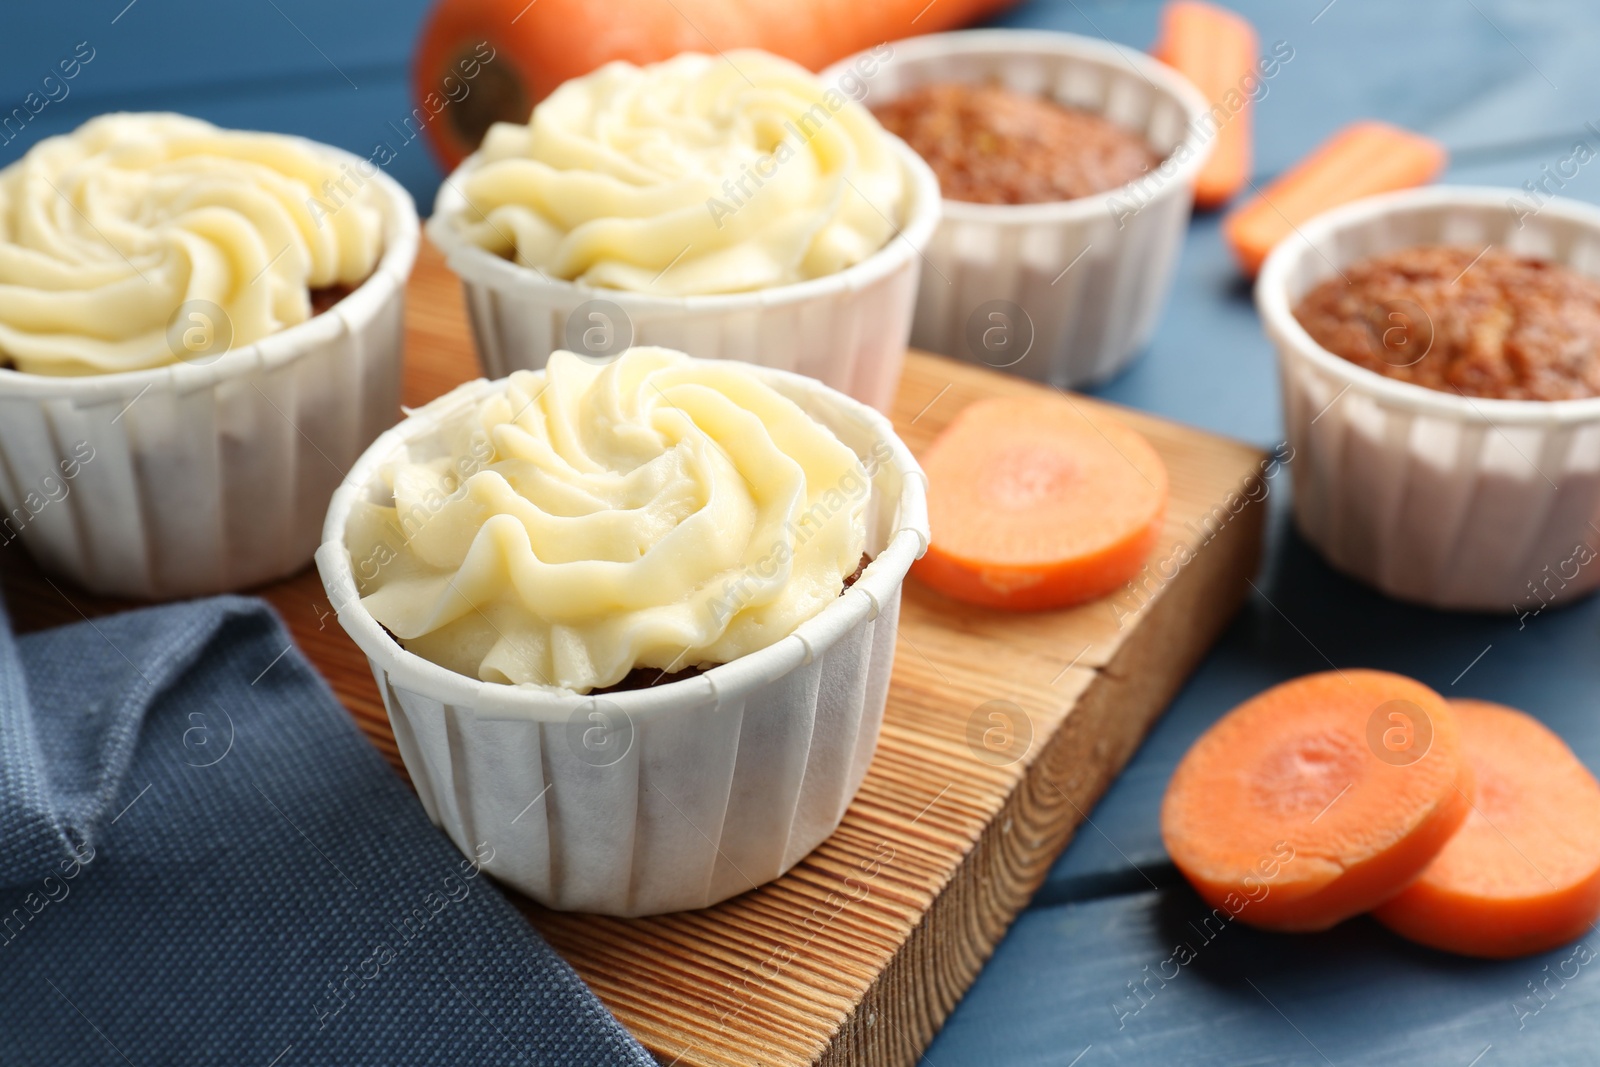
<box><xmin>927</xmin><ymin>884</ymin><xmax>1600</xmax><ymax>1066</ymax></box>
<box><xmin>0</xmin><ymin>0</ymin><xmax>430</xmax><ymax>107</ymax></box>
<box><xmin>0</xmin><ymin>0</ymin><xmax>442</xmax><ymax>204</ymax></box>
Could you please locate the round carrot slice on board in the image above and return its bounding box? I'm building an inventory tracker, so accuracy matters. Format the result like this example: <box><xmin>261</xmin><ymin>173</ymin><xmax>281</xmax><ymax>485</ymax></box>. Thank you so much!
<box><xmin>910</xmin><ymin>395</ymin><xmax>1168</xmax><ymax>611</ymax></box>
<box><xmin>1373</xmin><ymin>699</ymin><xmax>1600</xmax><ymax>958</ymax></box>
<box><xmin>1161</xmin><ymin>670</ymin><xmax>1473</xmax><ymax>932</ymax></box>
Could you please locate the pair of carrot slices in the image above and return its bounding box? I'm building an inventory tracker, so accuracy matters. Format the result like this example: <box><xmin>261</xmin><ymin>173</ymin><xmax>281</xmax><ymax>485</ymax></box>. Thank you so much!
<box><xmin>1163</xmin><ymin>671</ymin><xmax>1600</xmax><ymax>958</ymax></box>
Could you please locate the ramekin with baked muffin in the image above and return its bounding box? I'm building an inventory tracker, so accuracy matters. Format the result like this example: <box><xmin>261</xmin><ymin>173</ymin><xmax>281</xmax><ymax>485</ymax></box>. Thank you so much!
<box><xmin>315</xmin><ymin>346</ymin><xmax>929</xmax><ymax>915</ymax></box>
<box><xmin>425</xmin><ymin>49</ymin><xmax>941</xmax><ymax>414</ymax></box>
<box><xmin>1258</xmin><ymin>186</ymin><xmax>1600</xmax><ymax>611</ymax></box>
<box><xmin>824</xmin><ymin>29</ymin><xmax>1213</xmax><ymax>387</ymax></box>
<box><xmin>0</xmin><ymin>113</ymin><xmax>419</xmax><ymax>599</ymax></box>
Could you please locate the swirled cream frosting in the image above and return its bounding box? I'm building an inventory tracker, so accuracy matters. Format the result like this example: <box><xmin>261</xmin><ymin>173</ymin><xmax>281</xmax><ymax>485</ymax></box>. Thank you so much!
<box><xmin>0</xmin><ymin>113</ymin><xmax>384</xmax><ymax>376</ymax></box>
<box><xmin>449</xmin><ymin>50</ymin><xmax>907</xmax><ymax>296</ymax></box>
<box><xmin>347</xmin><ymin>347</ymin><xmax>871</xmax><ymax>693</ymax></box>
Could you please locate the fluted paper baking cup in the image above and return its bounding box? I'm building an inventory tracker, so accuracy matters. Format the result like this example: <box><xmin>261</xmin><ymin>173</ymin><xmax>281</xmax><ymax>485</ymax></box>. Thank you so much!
<box><xmin>426</xmin><ymin>138</ymin><xmax>940</xmax><ymax>414</ymax></box>
<box><xmin>315</xmin><ymin>361</ymin><xmax>929</xmax><ymax>916</ymax></box>
<box><xmin>0</xmin><ymin>144</ymin><xmax>419</xmax><ymax>600</ymax></box>
<box><xmin>1259</xmin><ymin>186</ymin><xmax>1600</xmax><ymax>612</ymax></box>
<box><xmin>824</xmin><ymin>30</ymin><xmax>1213</xmax><ymax>388</ymax></box>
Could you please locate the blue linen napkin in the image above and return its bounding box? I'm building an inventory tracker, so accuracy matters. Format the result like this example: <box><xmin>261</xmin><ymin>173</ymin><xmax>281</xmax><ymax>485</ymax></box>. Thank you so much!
<box><xmin>0</xmin><ymin>594</ymin><xmax>653</xmax><ymax>1067</ymax></box>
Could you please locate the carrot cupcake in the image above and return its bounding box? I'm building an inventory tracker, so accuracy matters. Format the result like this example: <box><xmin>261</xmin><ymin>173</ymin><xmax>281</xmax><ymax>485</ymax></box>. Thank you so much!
<box><xmin>0</xmin><ymin>113</ymin><xmax>418</xmax><ymax>598</ymax></box>
<box><xmin>426</xmin><ymin>49</ymin><xmax>940</xmax><ymax>412</ymax></box>
<box><xmin>1258</xmin><ymin>186</ymin><xmax>1600</xmax><ymax>611</ymax></box>
<box><xmin>317</xmin><ymin>346</ymin><xmax>929</xmax><ymax>914</ymax></box>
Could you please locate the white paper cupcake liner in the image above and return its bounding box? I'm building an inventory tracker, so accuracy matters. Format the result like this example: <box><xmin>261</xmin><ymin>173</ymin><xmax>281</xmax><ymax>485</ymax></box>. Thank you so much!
<box><xmin>315</xmin><ymin>362</ymin><xmax>930</xmax><ymax>916</ymax></box>
<box><xmin>823</xmin><ymin>30</ymin><xmax>1213</xmax><ymax>388</ymax></box>
<box><xmin>425</xmin><ymin>138</ymin><xmax>941</xmax><ymax>414</ymax></box>
<box><xmin>1258</xmin><ymin>186</ymin><xmax>1600</xmax><ymax>612</ymax></box>
<box><xmin>0</xmin><ymin>146</ymin><xmax>419</xmax><ymax>600</ymax></box>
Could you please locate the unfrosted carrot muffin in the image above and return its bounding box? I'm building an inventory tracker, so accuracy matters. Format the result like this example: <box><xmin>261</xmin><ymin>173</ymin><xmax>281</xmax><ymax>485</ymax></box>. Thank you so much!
<box><xmin>872</xmin><ymin>82</ymin><xmax>1160</xmax><ymax>204</ymax></box>
<box><xmin>1292</xmin><ymin>245</ymin><xmax>1600</xmax><ymax>401</ymax></box>
<box><xmin>1258</xmin><ymin>187</ymin><xmax>1600</xmax><ymax>611</ymax></box>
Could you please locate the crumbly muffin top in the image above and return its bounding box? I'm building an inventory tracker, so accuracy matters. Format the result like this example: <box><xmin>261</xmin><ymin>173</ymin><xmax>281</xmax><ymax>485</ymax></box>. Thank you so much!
<box><xmin>1293</xmin><ymin>245</ymin><xmax>1600</xmax><ymax>401</ymax></box>
<box><xmin>872</xmin><ymin>82</ymin><xmax>1159</xmax><ymax>205</ymax></box>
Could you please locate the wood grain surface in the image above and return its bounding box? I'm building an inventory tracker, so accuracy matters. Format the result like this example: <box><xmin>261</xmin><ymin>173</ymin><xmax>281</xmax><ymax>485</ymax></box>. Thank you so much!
<box><xmin>1</xmin><ymin>243</ymin><xmax>1267</xmax><ymax>1067</ymax></box>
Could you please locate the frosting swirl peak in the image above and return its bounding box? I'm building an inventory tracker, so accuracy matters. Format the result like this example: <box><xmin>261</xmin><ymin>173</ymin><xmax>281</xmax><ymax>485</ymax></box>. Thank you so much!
<box><xmin>348</xmin><ymin>347</ymin><xmax>871</xmax><ymax>693</ymax></box>
<box><xmin>448</xmin><ymin>49</ymin><xmax>907</xmax><ymax>296</ymax></box>
<box><xmin>0</xmin><ymin>113</ymin><xmax>385</xmax><ymax>376</ymax></box>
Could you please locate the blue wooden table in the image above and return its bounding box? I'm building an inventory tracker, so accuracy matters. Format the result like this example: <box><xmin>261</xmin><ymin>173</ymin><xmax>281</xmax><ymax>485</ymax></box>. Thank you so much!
<box><xmin>7</xmin><ymin>3</ymin><xmax>1600</xmax><ymax>1063</ymax></box>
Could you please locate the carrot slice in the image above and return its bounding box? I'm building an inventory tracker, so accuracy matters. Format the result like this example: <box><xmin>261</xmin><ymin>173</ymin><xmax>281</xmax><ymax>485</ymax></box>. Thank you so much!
<box><xmin>1223</xmin><ymin>120</ymin><xmax>1447</xmax><ymax>276</ymax></box>
<box><xmin>1162</xmin><ymin>670</ymin><xmax>1473</xmax><ymax>932</ymax></box>
<box><xmin>1372</xmin><ymin>700</ymin><xmax>1600</xmax><ymax>958</ymax></box>
<box><xmin>1152</xmin><ymin>1</ymin><xmax>1259</xmax><ymax>209</ymax></box>
<box><xmin>910</xmin><ymin>395</ymin><xmax>1167</xmax><ymax>611</ymax></box>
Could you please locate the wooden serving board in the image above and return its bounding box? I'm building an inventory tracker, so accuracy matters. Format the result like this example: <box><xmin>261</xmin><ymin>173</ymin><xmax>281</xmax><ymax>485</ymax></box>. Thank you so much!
<box><xmin>3</xmin><ymin>243</ymin><xmax>1267</xmax><ymax>1067</ymax></box>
